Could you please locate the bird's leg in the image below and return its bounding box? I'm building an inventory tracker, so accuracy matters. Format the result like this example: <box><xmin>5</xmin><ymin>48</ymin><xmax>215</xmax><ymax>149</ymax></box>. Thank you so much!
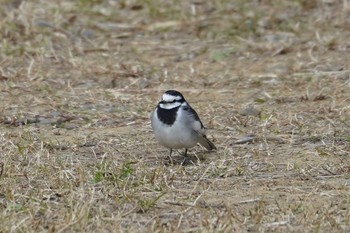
<box><xmin>180</xmin><ymin>149</ymin><xmax>189</xmax><ymax>165</ymax></box>
<box><xmin>168</xmin><ymin>149</ymin><xmax>173</xmax><ymax>165</ymax></box>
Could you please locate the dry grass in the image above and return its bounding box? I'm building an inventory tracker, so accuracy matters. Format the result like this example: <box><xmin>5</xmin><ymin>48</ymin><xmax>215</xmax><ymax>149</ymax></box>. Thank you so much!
<box><xmin>1</xmin><ymin>0</ymin><xmax>350</xmax><ymax>232</ymax></box>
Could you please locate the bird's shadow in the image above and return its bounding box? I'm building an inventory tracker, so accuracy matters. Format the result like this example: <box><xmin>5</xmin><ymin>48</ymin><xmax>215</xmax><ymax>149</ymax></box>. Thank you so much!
<box><xmin>162</xmin><ymin>151</ymin><xmax>214</xmax><ymax>166</ymax></box>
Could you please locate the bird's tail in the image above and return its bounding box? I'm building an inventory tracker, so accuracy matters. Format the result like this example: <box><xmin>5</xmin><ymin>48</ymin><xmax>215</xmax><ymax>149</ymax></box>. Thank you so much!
<box><xmin>198</xmin><ymin>135</ymin><xmax>217</xmax><ymax>150</ymax></box>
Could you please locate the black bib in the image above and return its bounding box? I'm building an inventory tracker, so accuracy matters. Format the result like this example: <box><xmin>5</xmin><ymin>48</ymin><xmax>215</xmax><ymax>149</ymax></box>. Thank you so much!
<box><xmin>157</xmin><ymin>105</ymin><xmax>180</xmax><ymax>125</ymax></box>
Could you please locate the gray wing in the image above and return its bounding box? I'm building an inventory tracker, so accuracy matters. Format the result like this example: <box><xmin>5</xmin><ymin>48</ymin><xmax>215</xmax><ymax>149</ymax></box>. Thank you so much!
<box><xmin>182</xmin><ymin>104</ymin><xmax>203</xmax><ymax>127</ymax></box>
<box><xmin>183</xmin><ymin>105</ymin><xmax>216</xmax><ymax>150</ymax></box>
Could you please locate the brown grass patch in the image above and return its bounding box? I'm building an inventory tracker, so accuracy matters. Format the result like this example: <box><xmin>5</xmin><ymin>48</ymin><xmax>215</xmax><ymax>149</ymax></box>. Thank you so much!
<box><xmin>1</xmin><ymin>0</ymin><xmax>350</xmax><ymax>232</ymax></box>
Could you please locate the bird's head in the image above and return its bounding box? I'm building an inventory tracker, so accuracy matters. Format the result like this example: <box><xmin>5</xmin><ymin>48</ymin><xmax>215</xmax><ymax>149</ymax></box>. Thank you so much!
<box><xmin>159</xmin><ymin>90</ymin><xmax>185</xmax><ymax>109</ymax></box>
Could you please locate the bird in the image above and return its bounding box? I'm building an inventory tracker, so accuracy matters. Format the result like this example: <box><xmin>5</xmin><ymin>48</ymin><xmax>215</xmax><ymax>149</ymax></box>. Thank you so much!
<box><xmin>151</xmin><ymin>90</ymin><xmax>216</xmax><ymax>158</ymax></box>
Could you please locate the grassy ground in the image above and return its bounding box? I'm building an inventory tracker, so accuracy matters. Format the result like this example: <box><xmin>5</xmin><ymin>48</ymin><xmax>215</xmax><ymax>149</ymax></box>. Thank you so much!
<box><xmin>0</xmin><ymin>0</ymin><xmax>350</xmax><ymax>232</ymax></box>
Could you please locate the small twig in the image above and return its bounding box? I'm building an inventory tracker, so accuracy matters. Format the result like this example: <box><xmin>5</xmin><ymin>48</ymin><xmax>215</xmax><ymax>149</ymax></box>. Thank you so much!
<box><xmin>264</xmin><ymin>220</ymin><xmax>289</xmax><ymax>228</ymax></box>
<box><xmin>27</xmin><ymin>58</ymin><xmax>35</xmax><ymax>79</ymax></box>
<box><xmin>233</xmin><ymin>134</ymin><xmax>255</xmax><ymax>144</ymax></box>
<box><xmin>163</xmin><ymin>201</ymin><xmax>196</xmax><ymax>207</ymax></box>
<box><xmin>237</xmin><ymin>198</ymin><xmax>261</xmax><ymax>204</ymax></box>
<box><xmin>0</xmin><ymin>162</ymin><xmax>4</xmax><ymax>177</ymax></box>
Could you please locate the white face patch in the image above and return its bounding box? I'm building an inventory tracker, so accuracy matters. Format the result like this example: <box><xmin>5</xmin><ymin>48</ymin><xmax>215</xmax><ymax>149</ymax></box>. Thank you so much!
<box><xmin>162</xmin><ymin>93</ymin><xmax>182</xmax><ymax>102</ymax></box>
<box><xmin>159</xmin><ymin>102</ymin><xmax>181</xmax><ymax>109</ymax></box>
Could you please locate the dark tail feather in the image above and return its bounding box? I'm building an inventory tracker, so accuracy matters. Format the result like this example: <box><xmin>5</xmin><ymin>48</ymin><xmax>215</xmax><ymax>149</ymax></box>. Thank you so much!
<box><xmin>198</xmin><ymin>135</ymin><xmax>217</xmax><ymax>150</ymax></box>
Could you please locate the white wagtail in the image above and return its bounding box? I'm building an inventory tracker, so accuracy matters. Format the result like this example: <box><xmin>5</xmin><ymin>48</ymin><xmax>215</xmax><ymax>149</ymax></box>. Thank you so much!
<box><xmin>151</xmin><ymin>90</ymin><xmax>216</xmax><ymax>157</ymax></box>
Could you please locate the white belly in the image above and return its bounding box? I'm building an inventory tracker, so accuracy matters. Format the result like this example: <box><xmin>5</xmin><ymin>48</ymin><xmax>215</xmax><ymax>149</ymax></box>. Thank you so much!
<box><xmin>151</xmin><ymin>109</ymin><xmax>198</xmax><ymax>149</ymax></box>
